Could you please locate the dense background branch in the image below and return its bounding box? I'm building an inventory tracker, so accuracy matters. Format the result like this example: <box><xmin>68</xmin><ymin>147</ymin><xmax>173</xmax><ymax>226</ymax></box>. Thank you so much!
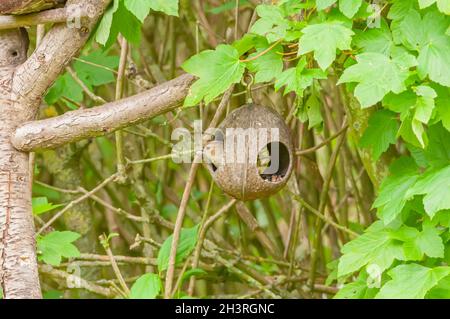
<box><xmin>12</xmin><ymin>0</ymin><xmax>111</xmax><ymax>106</ymax></box>
<box><xmin>12</xmin><ymin>74</ymin><xmax>196</xmax><ymax>151</ymax></box>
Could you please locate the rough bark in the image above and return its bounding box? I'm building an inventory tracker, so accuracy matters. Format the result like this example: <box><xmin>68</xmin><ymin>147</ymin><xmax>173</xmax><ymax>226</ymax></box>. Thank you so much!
<box><xmin>0</xmin><ymin>29</ymin><xmax>41</xmax><ymax>299</ymax></box>
<box><xmin>0</xmin><ymin>0</ymin><xmax>64</xmax><ymax>15</ymax></box>
<box><xmin>12</xmin><ymin>74</ymin><xmax>196</xmax><ymax>152</ymax></box>
<box><xmin>0</xmin><ymin>0</ymin><xmax>111</xmax><ymax>299</ymax></box>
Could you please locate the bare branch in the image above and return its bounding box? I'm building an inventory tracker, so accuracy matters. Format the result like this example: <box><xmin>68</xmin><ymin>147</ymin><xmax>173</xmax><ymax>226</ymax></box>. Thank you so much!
<box><xmin>12</xmin><ymin>74</ymin><xmax>196</xmax><ymax>151</ymax></box>
<box><xmin>12</xmin><ymin>0</ymin><xmax>111</xmax><ymax>106</ymax></box>
<box><xmin>0</xmin><ymin>8</ymin><xmax>79</xmax><ymax>30</ymax></box>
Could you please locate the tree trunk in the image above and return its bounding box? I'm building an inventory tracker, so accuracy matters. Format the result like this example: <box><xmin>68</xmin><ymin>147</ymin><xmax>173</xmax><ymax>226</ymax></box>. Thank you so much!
<box><xmin>0</xmin><ymin>29</ymin><xmax>41</xmax><ymax>298</ymax></box>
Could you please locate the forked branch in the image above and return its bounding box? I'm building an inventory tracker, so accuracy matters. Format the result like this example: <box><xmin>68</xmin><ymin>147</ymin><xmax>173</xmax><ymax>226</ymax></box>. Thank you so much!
<box><xmin>12</xmin><ymin>0</ymin><xmax>111</xmax><ymax>106</ymax></box>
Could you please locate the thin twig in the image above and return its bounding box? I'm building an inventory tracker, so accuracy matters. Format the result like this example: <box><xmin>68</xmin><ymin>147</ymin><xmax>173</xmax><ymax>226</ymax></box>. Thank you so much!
<box><xmin>99</xmin><ymin>234</ymin><xmax>131</xmax><ymax>296</ymax></box>
<box><xmin>115</xmin><ymin>36</ymin><xmax>129</xmax><ymax>181</ymax></box>
<box><xmin>188</xmin><ymin>198</ymin><xmax>237</xmax><ymax>295</ymax></box>
<box><xmin>37</xmin><ymin>173</ymin><xmax>118</xmax><ymax>235</ymax></box>
<box><xmin>295</xmin><ymin>123</ymin><xmax>349</xmax><ymax>156</ymax></box>
<box><xmin>164</xmin><ymin>85</ymin><xmax>235</xmax><ymax>298</ymax></box>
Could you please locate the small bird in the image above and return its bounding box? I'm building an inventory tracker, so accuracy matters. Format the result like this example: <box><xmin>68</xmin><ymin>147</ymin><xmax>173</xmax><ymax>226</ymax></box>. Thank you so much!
<box><xmin>257</xmin><ymin>145</ymin><xmax>272</xmax><ymax>175</ymax></box>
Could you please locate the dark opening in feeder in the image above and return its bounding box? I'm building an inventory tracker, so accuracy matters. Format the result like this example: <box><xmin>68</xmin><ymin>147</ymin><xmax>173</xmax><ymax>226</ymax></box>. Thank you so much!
<box><xmin>203</xmin><ymin>104</ymin><xmax>294</xmax><ymax>201</ymax></box>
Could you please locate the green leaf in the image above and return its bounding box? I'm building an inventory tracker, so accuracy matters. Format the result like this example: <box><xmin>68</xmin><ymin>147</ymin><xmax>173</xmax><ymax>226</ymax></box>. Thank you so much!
<box><xmin>388</xmin><ymin>1</ymin><xmax>419</xmax><ymax>20</ymax></box>
<box><xmin>250</xmin><ymin>4</ymin><xmax>289</xmax><ymax>43</ymax></box>
<box><xmin>95</xmin><ymin>0</ymin><xmax>119</xmax><ymax>46</ymax></box>
<box><xmin>418</xmin><ymin>0</ymin><xmax>450</xmax><ymax>15</ymax></box>
<box><xmin>182</xmin><ymin>45</ymin><xmax>245</xmax><ymax>107</ymax></box>
<box><xmin>232</xmin><ymin>34</ymin><xmax>260</xmax><ymax>55</ymax></box>
<box><xmin>298</xmin><ymin>21</ymin><xmax>354</xmax><ymax>70</ymax></box>
<box><xmin>73</xmin><ymin>51</ymin><xmax>119</xmax><ymax>87</ymax></box>
<box><xmin>398</xmin><ymin>113</ymin><xmax>428</xmax><ymax>148</ymax></box>
<box><xmin>376</xmin><ymin>264</ymin><xmax>450</xmax><ymax>299</ymax></box>
<box><xmin>32</xmin><ymin>197</ymin><xmax>62</xmax><ymax>215</ymax></box>
<box><xmin>360</xmin><ymin>110</ymin><xmax>399</xmax><ymax>161</ymax></box>
<box><xmin>416</xmin><ymin>223</ymin><xmax>445</xmax><ymax>258</ymax></box>
<box><xmin>338</xmin><ymin>52</ymin><xmax>416</xmax><ymax>107</ymax></box>
<box><xmin>426</xmin><ymin>275</ymin><xmax>450</xmax><ymax>298</ymax></box>
<box><xmin>337</xmin><ymin>221</ymin><xmax>405</xmax><ymax>277</ymax></box>
<box><xmin>129</xmin><ymin>273</ymin><xmax>161</xmax><ymax>299</ymax></box>
<box><xmin>275</xmin><ymin>57</ymin><xmax>327</xmax><ymax>96</ymax></box>
<box><xmin>305</xmin><ymin>94</ymin><xmax>323</xmax><ymax>129</ymax></box>
<box><xmin>246</xmin><ymin>39</ymin><xmax>284</xmax><ymax>83</ymax></box>
<box><xmin>394</xmin><ymin>9</ymin><xmax>450</xmax><ymax>86</ymax></box>
<box><xmin>37</xmin><ymin>231</ymin><xmax>81</xmax><ymax>266</ymax></box>
<box><xmin>339</xmin><ymin>0</ymin><xmax>363</xmax><ymax>18</ymax></box>
<box><xmin>373</xmin><ymin>157</ymin><xmax>419</xmax><ymax>224</ymax></box>
<box><xmin>334</xmin><ymin>272</ymin><xmax>378</xmax><ymax>299</ymax></box>
<box><xmin>413</xmin><ymin>85</ymin><xmax>437</xmax><ymax>124</ymax></box>
<box><xmin>316</xmin><ymin>0</ymin><xmax>337</xmax><ymax>10</ymax></box>
<box><xmin>181</xmin><ymin>268</ymin><xmax>207</xmax><ymax>284</ymax></box>
<box><xmin>406</xmin><ymin>165</ymin><xmax>450</xmax><ymax>218</ymax></box>
<box><xmin>43</xmin><ymin>290</ymin><xmax>63</xmax><ymax>299</ymax></box>
<box><xmin>400</xmin><ymin>222</ymin><xmax>445</xmax><ymax>260</ymax></box>
<box><xmin>124</xmin><ymin>0</ymin><xmax>151</xmax><ymax>22</ymax></box>
<box><xmin>45</xmin><ymin>73</ymin><xmax>83</xmax><ymax>109</ymax></box>
<box><xmin>434</xmin><ymin>85</ymin><xmax>450</xmax><ymax>131</ymax></box>
<box><xmin>353</xmin><ymin>19</ymin><xmax>394</xmax><ymax>56</ymax></box>
<box><xmin>95</xmin><ymin>0</ymin><xmax>142</xmax><ymax>47</ymax></box>
<box><xmin>157</xmin><ymin>225</ymin><xmax>199</xmax><ymax>272</ymax></box>
<box><xmin>113</xmin><ymin>2</ymin><xmax>142</xmax><ymax>44</ymax></box>
<box><xmin>382</xmin><ymin>90</ymin><xmax>417</xmax><ymax>114</ymax></box>
<box><xmin>422</xmin><ymin>124</ymin><xmax>450</xmax><ymax>168</ymax></box>
<box><xmin>125</xmin><ymin>0</ymin><xmax>179</xmax><ymax>22</ymax></box>
<box><xmin>45</xmin><ymin>51</ymin><xmax>119</xmax><ymax>108</ymax></box>
<box><xmin>334</xmin><ymin>280</ymin><xmax>368</xmax><ymax>299</ymax></box>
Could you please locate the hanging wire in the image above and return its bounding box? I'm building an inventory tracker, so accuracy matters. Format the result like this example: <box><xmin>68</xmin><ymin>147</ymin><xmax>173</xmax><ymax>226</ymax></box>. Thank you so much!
<box><xmin>241</xmin><ymin>73</ymin><xmax>254</xmax><ymax>104</ymax></box>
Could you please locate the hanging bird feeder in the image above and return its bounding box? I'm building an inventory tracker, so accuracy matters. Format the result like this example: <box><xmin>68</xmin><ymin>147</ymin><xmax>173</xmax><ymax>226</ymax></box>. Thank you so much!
<box><xmin>203</xmin><ymin>103</ymin><xmax>294</xmax><ymax>201</ymax></box>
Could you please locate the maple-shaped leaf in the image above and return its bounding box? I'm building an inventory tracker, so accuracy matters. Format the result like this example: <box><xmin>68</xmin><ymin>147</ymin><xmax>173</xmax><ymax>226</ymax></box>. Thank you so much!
<box><xmin>316</xmin><ymin>0</ymin><xmax>337</xmax><ymax>10</ymax></box>
<box><xmin>338</xmin><ymin>51</ymin><xmax>417</xmax><ymax>107</ymax></box>
<box><xmin>376</xmin><ymin>264</ymin><xmax>450</xmax><ymax>299</ymax></box>
<box><xmin>250</xmin><ymin>4</ymin><xmax>290</xmax><ymax>43</ymax></box>
<box><xmin>182</xmin><ymin>45</ymin><xmax>245</xmax><ymax>107</ymax></box>
<box><xmin>246</xmin><ymin>38</ymin><xmax>284</xmax><ymax>83</ymax></box>
<box><xmin>360</xmin><ymin>109</ymin><xmax>399</xmax><ymax>161</ymax></box>
<box><xmin>418</xmin><ymin>0</ymin><xmax>450</xmax><ymax>15</ymax></box>
<box><xmin>274</xmin><ymin>57</ymin><xmax>327</xmax><ymax>96</ymax></box>
<box><xmin>339</xmin><ymin>0</ymin><xmax>363</xmax><ymax>18</ymax></box>
<box><xmin>393</xmin><ymin>9</ymin><xmax>450</xmax><ymax>86</ymax></box>
<box><xmin>404</xmin><ymin>223</ymin><xmax>445</xmax><ymax>260</ymax></box>
<box><xmin>387</xmin><ymin>1</ymin><xmax>419</xmax><ymax>20</ymax></box>
<box><xmin>373</xmin><ymin>157</ymin><xmax>419</xmax><ymax>224</ymax></box>
<box><xmin>337</xmin><ymin>221</ymin><xmax>405</xmax><ymax>277</ymax></box>
<box><xmin>353</xmin><ymin>19</ymin><xmax>395</xmax><ymax>56</ymax></box>
<box><xmin>316</xmin><ymin>0</ymin><xmax>363</xmax><ymax>18</ymax></box>
<box><xmin>406</xmin><ymin>165</ymin><xmax>450</xmax><ymax>218</ymax></box>
<box><xmin>37</xmin><ymin>231</ymin><xmax>81</xmax><ymax>266</ymax></box>
<box><xmin>125</xmin><ymin>0</ymin><xmax>179</xmax><ymax>22</ymax></box>
<box><xmin>298</xmin><ymin>21</ymin><xmax>354</xmax><ymax>70</ymax></box>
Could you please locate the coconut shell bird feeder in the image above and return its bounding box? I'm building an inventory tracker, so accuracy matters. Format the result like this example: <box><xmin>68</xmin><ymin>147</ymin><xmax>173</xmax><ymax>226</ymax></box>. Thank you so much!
<box><xmin>204</xmin><ymin>103</ymin><xmax>294</xmax><ymax>201</ymax></box>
